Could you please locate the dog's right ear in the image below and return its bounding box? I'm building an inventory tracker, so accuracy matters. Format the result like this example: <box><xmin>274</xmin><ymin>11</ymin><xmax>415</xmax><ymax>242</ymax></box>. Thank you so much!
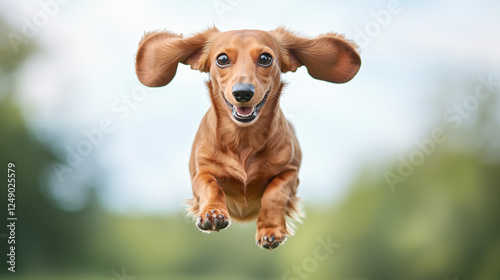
<box><xmin>135</xmin><ymin>28</ymin><xmax>219</xmax><ymax>87</ymax></box>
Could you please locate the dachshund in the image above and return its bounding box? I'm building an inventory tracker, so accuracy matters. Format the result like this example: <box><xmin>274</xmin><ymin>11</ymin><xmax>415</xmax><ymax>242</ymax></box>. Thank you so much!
<box><xmin>135</xmin><ymin>27</ymin><xmax>361</xmax><ymax>250</ymax></box>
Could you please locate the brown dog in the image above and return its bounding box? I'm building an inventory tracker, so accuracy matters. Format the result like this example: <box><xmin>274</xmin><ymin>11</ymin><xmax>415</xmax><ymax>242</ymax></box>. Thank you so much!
<box><xmin>135</xmin><ymin>27</ymin><xmax>361</xmax><ymax>250</ymax></box>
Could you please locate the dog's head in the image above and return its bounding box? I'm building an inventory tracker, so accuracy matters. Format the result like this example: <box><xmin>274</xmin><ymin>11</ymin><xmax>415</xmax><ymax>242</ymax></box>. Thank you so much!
<box><xmin>135</xmin><ymin>27</ymin><xmax>361</xmax><ymax>125</ymax></box>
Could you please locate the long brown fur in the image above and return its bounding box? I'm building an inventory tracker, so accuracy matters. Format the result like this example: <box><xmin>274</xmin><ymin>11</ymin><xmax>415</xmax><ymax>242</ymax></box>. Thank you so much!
<box><xmin>135</xmin><ymin>27</ymin><xmax>361</xmax><ymax>250</ymax></box>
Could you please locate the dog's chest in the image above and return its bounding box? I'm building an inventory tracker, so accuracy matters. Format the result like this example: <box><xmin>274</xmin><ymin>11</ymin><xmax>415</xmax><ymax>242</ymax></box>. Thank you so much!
<box><xmin>217</xmin><ymin>176</ymin><xmax>267</xmax><ymax>219</ymax></box>
<box><xmin>215</xmin><ymin>155</ymin><xmax>279</xmax><ymax>219</ymax></box>
<box><xmin>216</xmin><ymin>157</ymin><xmax>274</xmax><ymax>191</ymax></box>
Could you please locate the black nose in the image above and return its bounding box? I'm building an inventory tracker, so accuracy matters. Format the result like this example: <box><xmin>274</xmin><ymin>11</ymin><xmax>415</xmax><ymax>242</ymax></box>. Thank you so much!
<box><xmin>232</xmin><ymin>83</ymin><xmax>255</xmax><ymax>103</ymax></box>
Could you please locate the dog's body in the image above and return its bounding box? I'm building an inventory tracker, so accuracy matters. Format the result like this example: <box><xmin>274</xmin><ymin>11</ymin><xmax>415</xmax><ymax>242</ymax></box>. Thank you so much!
<box><xmin>135</xmin><ymin>27</ymin><xmax>360</xmax><ymax>250</ymax></box>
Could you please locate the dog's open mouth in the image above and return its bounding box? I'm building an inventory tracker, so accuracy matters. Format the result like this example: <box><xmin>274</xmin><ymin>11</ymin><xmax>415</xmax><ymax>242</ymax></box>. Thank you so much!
<box><xmin>223</xmin><ymin>92</ymin><xmax>269</xmax><ymax>123</ymax></box>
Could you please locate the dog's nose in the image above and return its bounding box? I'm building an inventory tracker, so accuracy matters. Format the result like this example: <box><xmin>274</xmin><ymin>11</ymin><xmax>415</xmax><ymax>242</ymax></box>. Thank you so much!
<box><xmin>232</xmin><ymin>83</ymin><xmax>255</xmax><ymax>103</ymax></box>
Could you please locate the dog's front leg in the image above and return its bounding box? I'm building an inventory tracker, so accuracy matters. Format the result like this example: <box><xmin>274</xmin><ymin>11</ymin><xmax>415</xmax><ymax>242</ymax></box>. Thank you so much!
<box><xmin>256</xmin><ymin>169</ymin><xmax>299</xmax><ymax>250</ymax></box>
<box><xmin>192</xmin><ymin>173</ymin><xmax>231</xmax><ymax>232</ymax></box>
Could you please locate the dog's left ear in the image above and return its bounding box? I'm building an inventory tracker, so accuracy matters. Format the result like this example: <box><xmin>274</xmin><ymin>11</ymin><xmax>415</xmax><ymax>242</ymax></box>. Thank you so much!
<box><xmin>271</xmin><ymin>28</ymin><xmax>361</xmax><ymax>84</ymax></box>
<box><xmin>135</xmin><ymin>28</ymin><xmax>219</xmax><ymax>87</ymax></box>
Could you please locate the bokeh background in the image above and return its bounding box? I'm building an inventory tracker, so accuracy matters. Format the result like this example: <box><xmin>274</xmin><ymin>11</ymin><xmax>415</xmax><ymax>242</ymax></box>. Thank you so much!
<box><xmin>1</xmin><ymin>0</ymin><xmax>499</xmax><ymax>279</ymax></box>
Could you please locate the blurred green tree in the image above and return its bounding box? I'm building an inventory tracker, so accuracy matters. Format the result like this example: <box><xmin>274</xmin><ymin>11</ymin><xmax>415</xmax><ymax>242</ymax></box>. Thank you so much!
<box><xmin>0</xmin><ymin>17</ymin><xmax>102</xmax><ymax>278</ymax></box>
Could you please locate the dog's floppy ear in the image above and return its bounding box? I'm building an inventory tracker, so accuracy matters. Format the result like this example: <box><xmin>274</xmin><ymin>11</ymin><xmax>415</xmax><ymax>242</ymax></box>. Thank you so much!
<box><xmin>135</xmin><ymin>28</ymin><xmax>219</xmax><ymax>87</ymax></box>
<box><xmin>271</xmin><ymin>27</ymin><xmax>361</xmax><ymax>84</ymax></box>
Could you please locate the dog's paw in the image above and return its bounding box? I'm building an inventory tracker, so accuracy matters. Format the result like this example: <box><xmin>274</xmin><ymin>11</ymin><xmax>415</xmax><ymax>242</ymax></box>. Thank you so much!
<box><xmin>255</xmin><ymin>226</ymin><xmax>287</xmax><ymax>250</ymax></box>
<box><xmin>196</xmin><ymin>209</ymin><xmax>230</xmax><ymax>232</ymax></box>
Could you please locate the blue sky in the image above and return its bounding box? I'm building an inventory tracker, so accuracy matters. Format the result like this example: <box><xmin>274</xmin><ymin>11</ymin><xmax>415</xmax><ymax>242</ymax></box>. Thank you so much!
<box><xmin>1</xmin><ymin>0</ymin><xmax>499</xmax><ymax>213</ymax></box>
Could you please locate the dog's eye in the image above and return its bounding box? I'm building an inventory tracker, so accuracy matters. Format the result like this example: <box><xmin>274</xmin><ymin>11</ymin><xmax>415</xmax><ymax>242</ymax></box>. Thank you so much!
<box><xmin>258</xmin><ymin>53</ymin><xmax>273</xmax><ymax>67</ymax></box>
<box><xmin>216</xmin><ymin>54</ymin><xmax>230</xmax><ymax>67</ymax></box>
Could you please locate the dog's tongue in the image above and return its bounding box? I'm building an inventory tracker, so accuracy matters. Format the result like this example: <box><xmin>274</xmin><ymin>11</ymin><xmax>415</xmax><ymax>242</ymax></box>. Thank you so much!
<box><xmin>236</xmin><ymin>106</ymin><xmax>253</xmax><ymax>115</ymax></box>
